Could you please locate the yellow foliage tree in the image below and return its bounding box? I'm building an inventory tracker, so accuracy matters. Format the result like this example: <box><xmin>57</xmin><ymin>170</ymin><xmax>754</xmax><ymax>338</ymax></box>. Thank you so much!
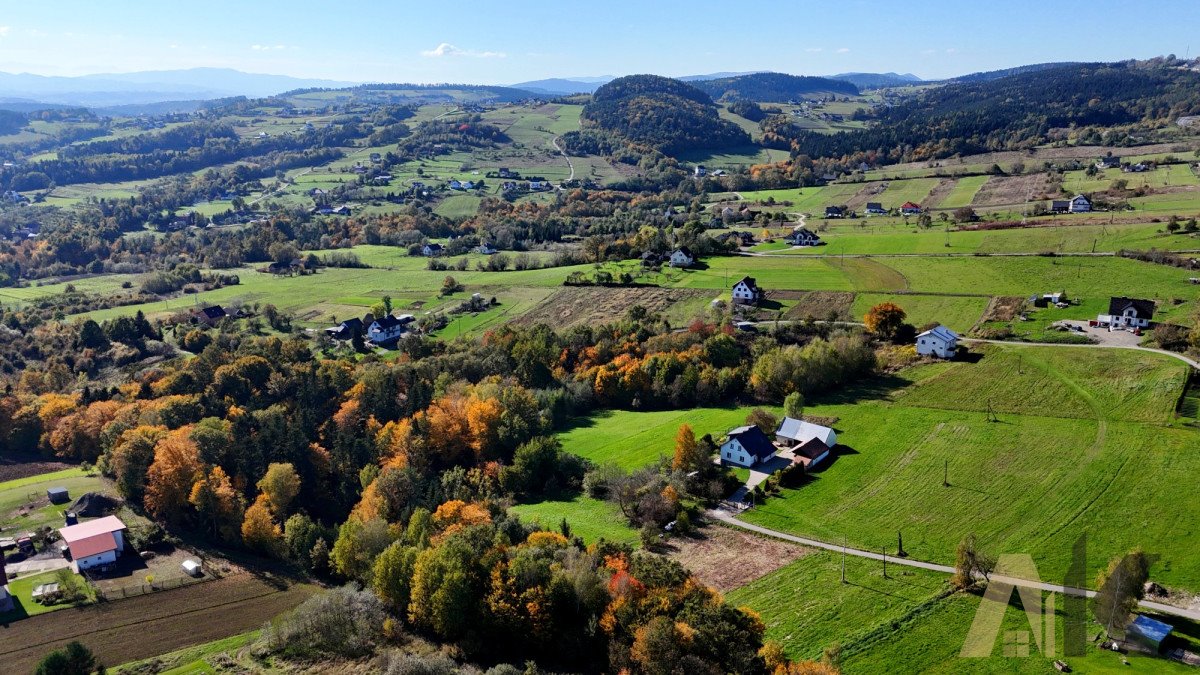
<box><xmin>144</xmin><ymin>427</ymin><xmax>202</xmax><ymax>524</ymax></box>
<box><xmin>257</xmin><ymin>462</ymin><xmax>301</xmax><ymax>515</ymax></box>
<box><xmin>241</xmin><ymin>494</ymin><xmax>282</xmax><ymax>554</ymax></box>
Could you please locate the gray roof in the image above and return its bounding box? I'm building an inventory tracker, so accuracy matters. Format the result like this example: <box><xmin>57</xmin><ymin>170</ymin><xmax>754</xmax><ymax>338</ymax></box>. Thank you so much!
<box><xmin>776</xmin><ymin>417</ymin><xmax>837</xmax><ymax>446</ymax></box>
<box><xmin>917</xmin><ymin>325</ymin><xmax>959</xmax><ymax>343</ymax></box>
<box><xmin>1108</xmin><ymin>297</ymin><xmax>1154</xmax><ymax>318</ymax></box>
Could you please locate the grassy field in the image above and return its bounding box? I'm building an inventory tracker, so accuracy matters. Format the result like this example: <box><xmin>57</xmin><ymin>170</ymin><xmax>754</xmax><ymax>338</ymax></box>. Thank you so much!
<box><xmin>726</xmin><ymin>550</ymin><xmax>950</xmax><ymax>661</ymax></box>
<box><xmin>0</xmin><ymin>468</ymin><xmax>111</xmax><ymax>533</ymax></box>
<box><xmin>849</xmin><ymin>293</ymin><xmax>988</xmax><ymax>332</ymax></box>
<box><xmin>837</xmin><ymin>591</ymin><xmax>1199</xmax><ymax>674</ymax></box>
<box><xmin>509</xmin><ymin>495</ymin><xmax>639</xmax><ymax>545</ymax></box>
<box><xmin>559</xmin><ymin>406</ymin><xmax>781</xmax><ymax>470</ymax></box>
<box><xmin>939</xmin><ymin>176</ymin><xmax>991</xmax><ymax>209</ymax></box>
<box><xmin>739</xmin><ymin>344</ymin><xmax>1200</xmax><ymax>589</ymax></box>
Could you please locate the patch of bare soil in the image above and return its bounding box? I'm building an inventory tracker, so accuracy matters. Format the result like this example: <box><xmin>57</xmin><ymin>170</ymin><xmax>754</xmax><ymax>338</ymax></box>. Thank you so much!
<box><xmin>921</xmin><ymin>178</ymin><xmax>958</xmax><ymax>210</ymax></box>
<box><xmin>972</xmin><ymin>174</ymin><xmax>1056</xmax><ymax>207</ymax></box>
<box><xmin>0</xmin><ymin>454</ymin><xmax>75</xmax><ymax>483</ymax></box>
<box><xmin>980</xmin><ymin>296</ymin><xmax>1027</xmax><ymax>323</ymax></box>
<box><xmin>514</xmin><ymin>287</ymin><xmax>709</xmax><ymax>328</ymax></box>
<box><xmin>777</xmin><ymin>291</ymin><xmax>857</xmax><ymax>321</ymax></box>
<box><xmin>666</xmin><ymin>524</ymin><xmax>811</xmax><ymax>593</ymax></box>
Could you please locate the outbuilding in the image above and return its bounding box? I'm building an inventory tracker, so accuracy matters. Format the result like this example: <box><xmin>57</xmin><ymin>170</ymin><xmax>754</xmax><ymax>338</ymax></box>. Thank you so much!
<box><xmin>775</xmin><ymin>417</ymin><xmax>837</xmax><ymax>448</ymax></box>
<box><xmin>181</xmin><ymin>559</ymin><xmax>203</xmax><ymax>578</ymax></box>
<box><xmin>47</xmin><ymin>487</ymin><xmax>70</xmax><ymax>504</ymax></box>
<box><xmin>1126</xmin><ymin>614</ymin><xmax>1173</xmax><ymax>652</ymax></box>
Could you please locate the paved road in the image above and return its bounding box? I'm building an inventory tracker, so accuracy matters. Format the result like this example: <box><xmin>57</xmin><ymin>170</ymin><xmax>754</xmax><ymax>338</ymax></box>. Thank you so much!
<box><xmin>742</xmin><ymin>249</ymin><xmax>1200</xmax><ymax>259</ymax></box>
<box><xmin>707</xmin><ymin>509</ymin><xmax>1200</xmax><ymax>621</ymax></box>
<box><xmin>964</xmin><ymin>338</ymin><xmax>1200</xmax><ymax>370</ymax></box>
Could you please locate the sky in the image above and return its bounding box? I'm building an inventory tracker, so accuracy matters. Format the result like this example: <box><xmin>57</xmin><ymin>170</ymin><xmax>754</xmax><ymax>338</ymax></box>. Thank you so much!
<box><xmin>1</xmin><ymin>0</ymin><xmax>1198</xmax><ymax>84</ymax></box>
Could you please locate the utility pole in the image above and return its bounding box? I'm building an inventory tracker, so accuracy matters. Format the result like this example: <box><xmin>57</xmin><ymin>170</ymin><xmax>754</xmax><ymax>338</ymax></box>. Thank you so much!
<box><xmin>882</xmin><ymin>548</ymin><xmax>889</xmax><ymax>579</ymax></box>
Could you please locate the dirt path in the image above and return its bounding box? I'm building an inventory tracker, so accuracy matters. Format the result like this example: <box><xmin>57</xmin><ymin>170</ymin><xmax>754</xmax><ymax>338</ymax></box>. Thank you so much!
<box><xmin>0</xmin><ymin>573</ymin><xmax>317</xmax><ymax>672</ymax></box>
<box><xmin>707</xmin><ymin>509</ymin><xmax>1200</xmax><ymax>621</ymax></box>
<box><xmin>551</xmin><ymin>136</ymin><xmax>575</xmax><ymax>182</ymax></box>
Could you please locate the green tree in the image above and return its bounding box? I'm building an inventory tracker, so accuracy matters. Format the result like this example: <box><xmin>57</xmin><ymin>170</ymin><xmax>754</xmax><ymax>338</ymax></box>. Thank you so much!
<box><xmin>408</xmin><ymin>537</ymin><xmax>477</xmax><ymax>639</ymax></box>
<box><xmin>35</xmin><ymin>641</ymin><xmax>101</xmax><ymax>675</ymax></box>
<box><xmin>1092</xmin><ymin>550</ymin><xmax>1152</xmax><ymax>638</ymax></box>
<box><xmin>746</xmin><ymin>408</ymin><xmax>778</xmax><ymax>435</ymax></box>
<box><xmin>257</xmin><ymin>462</ymin><xmax>301</xmax><ymax>516</ymax></box>
<box><xmin>372</xmin><ymin>541</ymin><xmax>419</xmax><ymax>610</ymax></box>
<box><xmin>784</xmin><ymin>391</ymin><xmax>804</xmax><ymax>419</ymax></box>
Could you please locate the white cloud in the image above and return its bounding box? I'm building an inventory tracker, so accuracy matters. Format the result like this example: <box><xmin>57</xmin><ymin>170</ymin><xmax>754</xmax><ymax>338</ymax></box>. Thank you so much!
<box><xmin>250</xmin><ymin>44</ymin><xmax>293</xmax><ymax>51</ymax></box>
<box><xmin>836</xmin><ymin>47</ymin><xmax>851</xmax><ymax>54</ymax></box>
<box><xmin>921</xmin><ymin>49</ymin><xmax>936</xmax><ymax>55</ymax></box>
<box><xmin>805</xmin><ymin>47</ymin><xmax>823</xmax><ymax>53</ymax></box>
<box><xmin>0</xmin><ymin>26</ymin><xmax>11</xmax><ymax>38</ymax></box>
<box><xmin>420</xmin><ymin>42</ymin><xmax>505</xmax><ymax>58</ymax></box>
<box><xmin>946</xmin><ymin>48</ymin><xmax>958</xmax><ymax>54</ymax></box>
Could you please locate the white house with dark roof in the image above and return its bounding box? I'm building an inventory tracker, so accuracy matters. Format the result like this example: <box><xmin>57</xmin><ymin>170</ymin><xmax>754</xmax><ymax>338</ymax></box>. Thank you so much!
<box><xmin>669</xmin><ymin>247</ymin><xmax>694</xmax><ymax>267</ymax></box>
<box><xmin>719</xmin><ymin>425</ymin><xmax>777</xmax><ymax>467</ymax></box>
<box><xmin>731</xmin><ymin>276</ymin><xmax>763</xmax><ymax>305</ymax></box>
<box><xmin>916</xmin><ymin>325</ymin><xmax>959</xmax><ymax>359</ymax></box>
<box><xmin>1099</xmin><ymin>297</ymin><xmax>1155</xmax><ymax>329</ymax></box>
<box><xmin>1068</xmin><ymin>195</ymin><xmax>1091</xmax><ymax>213</ymax></box>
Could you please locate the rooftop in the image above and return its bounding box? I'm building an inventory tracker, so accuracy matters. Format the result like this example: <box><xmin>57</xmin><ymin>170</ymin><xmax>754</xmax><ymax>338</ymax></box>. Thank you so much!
<box><xmin>59</xmin><ymin>515</ymin><xmax>126</xmax><ymax>544</ymax></box>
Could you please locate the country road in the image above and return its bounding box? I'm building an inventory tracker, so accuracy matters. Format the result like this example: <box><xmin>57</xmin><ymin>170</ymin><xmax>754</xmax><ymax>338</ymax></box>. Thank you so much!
<box><xmin>552</xmin><ymin>136</ymin><xmax>575</xmax><ymax>182</ymax></box>
<box><xmin>741</xmin><ymin>249</ymin><xmax>1200</xmax><ymax>259</ymax></box>
<box><xmin>708</xmin><ymin>509</ymin><xmax>1200</xmax><ymax>621</ymax></box>
<box><xmin>963</xmin><ymin>337</ymin><xmax>1200</xmax><ymax>369</ymax></box>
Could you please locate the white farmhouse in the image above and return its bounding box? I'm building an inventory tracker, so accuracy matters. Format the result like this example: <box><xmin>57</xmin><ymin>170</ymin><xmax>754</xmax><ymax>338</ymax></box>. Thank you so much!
<box><xmin>367</xmin><ymin>314</ymin><xmax>414</xmax><ymax>344</ymax></box>
<box><xmin>731</xmin><ymin>276</ymin><xmax>763</xmax><ymax>305</ymax></box>
<box><xmin>1068</xmin><ymin>195</ymin><xmax>1091</xmax><ymax>213</ymax></box>
<box><xmin>1099</xmin><ymin>297</ymin><xmax>1154</xmax><ymax>329</ymax></box>
<box><xmin>669</xmin><ymin>247</ymin><xmax>694</xmax><ymax>268</ymax></box>
<box><xmin>916</xmin><ymin>325</ymin><xmax>959</xmax><ymax>359</ymax></box>
<box><xmin>719</xmin><ymin>425</ymin><xmax>777</xmax><ymax>468</ymax></box>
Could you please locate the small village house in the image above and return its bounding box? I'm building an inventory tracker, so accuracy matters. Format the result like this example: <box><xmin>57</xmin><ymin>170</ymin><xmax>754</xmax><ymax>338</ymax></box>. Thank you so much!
<box><xmin>1098</xmin><ymin>297</ymin><xmax>1154</xmax><ymax>329</ymax></box>
<box><xmin>477</xmin><ymin>242</ymin><xmax>498</xmax><ymax>255</ymax></box>
<box><xmin>367</xmin><ymin>314</ymin><xmax>415</xmax><ymax>344</ymax></box>
<box><xmin>719</xmin><ymin>425</ymin><xmax>777</xmax><ymax>468</ymax></box>
<box><xmin>59</xmin><ymin>515</ymin><xmax>127</xmax><ymax>571</ymax></box>
<box><xmin>324</xmin><ymin>317</ymin><xmax>364</xmax><ymax>341</ymax></box>
<box><xmin>669</xmin><ymin>246</ymin><xmax>695</xmax><ymax>267</ymax></box>
<box><xmin>775</xmin><ymin>417</ymin><xmax>837</xmax><ymax>448</ymax></box>
<box><xmin>787</xmin><ymin>228</ymin><xmax>822</xmax><ymax>246</ymax></box>
<box><xmin>47</xmin><ymin>487</ymin><xmax>70</xmax><ymax>504</ymax></box>
<box><xmin>1068</xmin><ymin>194</ymin><xmax>1091</xmax><ymax>213</ymax></box>
<box><xmin>900</xmin><ymin>201</ymin><xmax>922</xmax><ymax>215</ymax></box>
<box><xmin>694</xmin><ymin>165</ymin><xmax>707</xmax><ymax>177</ymax></box>
<box><xmin>422</xmin><ymin>243</ymin><xmax>444</xmax><ymax>257</ymax></box>
<box><xmin>916</xmin><ymin>325</ymin><xmax>959</xmax><ymax>359</ymax></box>
<box><xmin>731</xmin><ymin>276</ymin><xmax>763</xmax><ymax>305</ymax></box>
<box><xmin>865</xmin><ymin>202</ymin><xmax>887</xmax><ymax>216</ymax></box>
<box><xmin>193</xmin><ymin>306</ymin><xmax>227</xmax><ymax>326</ymax></box>
<box><xmin>1050</xmin><ymin>200</ymin><xmax>1070</xmax><ymax>214</ymax></box>
<box><xmin>824</xmin><ymin>206</ymin><xmax>845</xmax><ymax>219</ymax></box>
<box><xmin>1096</xmin><ymin>154</ymin><xmax>1122</xmax><ymax>170</ymax></box>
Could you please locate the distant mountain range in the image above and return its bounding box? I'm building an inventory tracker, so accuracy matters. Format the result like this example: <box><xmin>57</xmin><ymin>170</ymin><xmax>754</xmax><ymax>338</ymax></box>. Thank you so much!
<box><xmin>0</xmin><ymin>68</ymin><xmax>357</xmax><ymax>108</ymax></box>
<box><xmin>510</xmin><ymin>72</ymin><xmax>769</xmax><ymax>96</ymax></box>
<box><xmin>826</xmin><ymin>72</ymin><xmax>924</xmax><ymax>89</ymax></box>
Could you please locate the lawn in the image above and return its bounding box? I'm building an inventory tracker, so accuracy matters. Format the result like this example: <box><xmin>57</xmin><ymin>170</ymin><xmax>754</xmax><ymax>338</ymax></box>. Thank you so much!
<box><xmin>838</xmin><ymin>591</ymin><xmax>1199</xmax><ymax>674</ymax></box>
<box><xmin>0</xmin><ymin>468</ymin><xmax>111</xmax><ymax>533</ymax></box>
<box><xmin>558</xmin><ymin>406</ymin><xmax>781</xmax><ymax>470</ymax></box>
<box><xmin>2</xmin><ymin>570</ymin><xmax>96</xmax><ymax>620</ymax></box>
<box><xmin>738</xmin><ymin>344</ymin><xmax>1200</xmax><ymax>589</ymax></box>
<box><xmin>726</xmin><ymin>551</ymin><xmax>950</xmax><ymax>661</ymax></box>
<box><xmin>509</xmin><ymin>495</ymin><xmax>639</xmax><ymax>546</ymax></box>
<box><xmin>940</xmin><ymin>175</ymin><xmax>991</xmax><ymax>209</ymax></box>
<box><xmin>850</xmin><ymin>293</ymin><xmax>988</xmax><ymax>332</ymax></box>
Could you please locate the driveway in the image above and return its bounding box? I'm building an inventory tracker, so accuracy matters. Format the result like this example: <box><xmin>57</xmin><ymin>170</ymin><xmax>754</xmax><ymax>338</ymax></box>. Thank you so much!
<box><xmin>1057</xmin><ymin>320</ymin><xmax>1142</xmax><ymax>347</ymax></box>
<box><xmin>6</xmin><ymin>557</ymin><xmax>70</xmax><ymax>578</ymax></box>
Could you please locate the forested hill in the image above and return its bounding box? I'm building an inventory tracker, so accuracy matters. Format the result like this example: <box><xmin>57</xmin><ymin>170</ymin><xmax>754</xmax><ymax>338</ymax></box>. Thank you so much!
<box><xmin>945</xmin><ymin>61</ymin><xmax>1084</xmax><ymax>84</ymax></box>
<box><xmin>574</xmin><ymin>74</ymin><xmax>750</xmax><ymax>155</ymax></box>
<box><xmin>693</xmin><ymin>72</ymin><xmax>859</xmax><ymax>101</ymax></box>
<box><xmin>790</xmin><ymin>61</ymin><xmax>1200</xmax><ymax>164</ymax></box>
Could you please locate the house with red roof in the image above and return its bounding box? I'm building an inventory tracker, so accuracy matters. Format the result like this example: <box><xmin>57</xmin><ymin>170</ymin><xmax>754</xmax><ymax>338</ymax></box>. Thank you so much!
<box><xmin>900</xmin><ymin>201</ymin><xmax>922</xmax><ymax>215</ymax></box>
<box><xmin>58</xmin><ymin>515</ymin><xmax>127</xmax><ymax>571</ymax></box>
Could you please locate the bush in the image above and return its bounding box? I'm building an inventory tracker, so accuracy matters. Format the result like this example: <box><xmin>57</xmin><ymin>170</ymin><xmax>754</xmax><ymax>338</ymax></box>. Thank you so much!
<box><xmin>257</xmin><ymin>584</ymin><xmax>388</xmax><ymax>658</ymax></box>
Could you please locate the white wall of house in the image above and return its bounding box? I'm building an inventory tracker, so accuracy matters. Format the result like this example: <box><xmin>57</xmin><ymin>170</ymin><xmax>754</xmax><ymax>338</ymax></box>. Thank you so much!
<box><xmin>732</xmin><ymin>282</ymin><xmax>758</xmax><ymax>304</ymax></box>
<box><xmin>917</xmin><ymin>334</ymin><xmax>957</xmax><ymax>358</ymax></box>
<box><xmin>669</xmin><ymin>251</ymin><xmax>693</xmax><ymax>267</ymax></box>
<box><xmin>720</xmin><ymin>438</ymin><xmax>755</xmax><ymax>467</ymax></box>
<box><xmin>76</xmin><ymin>549</ymin><xmax>118</xmax><ymax>571</ymax></box>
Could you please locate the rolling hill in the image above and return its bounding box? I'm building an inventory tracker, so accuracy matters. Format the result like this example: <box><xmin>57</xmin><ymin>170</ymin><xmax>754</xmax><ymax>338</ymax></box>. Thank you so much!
<box><xmin>691</xmin><ymin>72</ymin><xmax>859</xmax><ymax>101</ymax></box>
